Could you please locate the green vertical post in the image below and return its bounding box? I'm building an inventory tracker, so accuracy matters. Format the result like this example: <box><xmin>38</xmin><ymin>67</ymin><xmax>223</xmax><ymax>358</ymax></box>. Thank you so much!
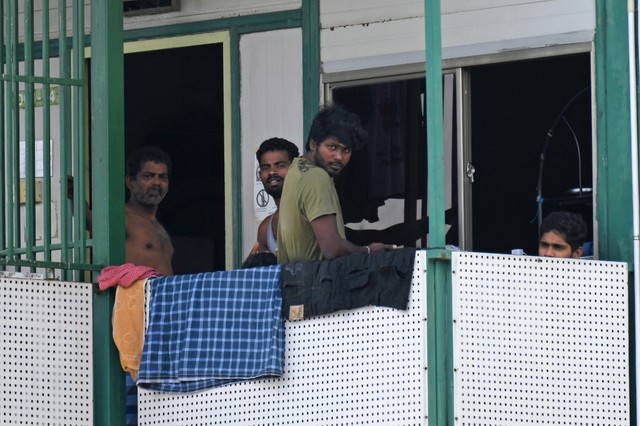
<box><xmin>0</xmin><ymin>0</ymin><xmax>5</xmax><ymax>251</ymax></box>
<box><xmin>230</xmin><ymin>29</ymin><xmax>242</xmax><ymax>267</ymax></box>
<box><xmin>424</xmin><ymin>0</ymin><xmax>446</xmax><ymax>248</ymax></box>
<box><xmin>6</xmin><ymin>0</ymin><xmax>19</xmax><ymax>261</ymax></box>
<box><xmin>594</xmin><ymin>2</ymin><xmax>635</xmax><ymax>423</ymax></box>
<box><xmin>424</xmin><ymin>1</ymin><xmax>454</xmax><ymax>426</ymax></box>
<box><xmin>41</xmin><ymin>0</ymin><xmax>52</xmax><ymax>262</ymax></box>
<box><xmin>301</xmin><ymin>0</ymin><xmax>320</xmax><ymax>140</ymax></box>
<box><xmin>72</xmin><ymin>0</ymin><xmax>86</xmax><ymax>276</ymax></box>
<box><xmin>91</xmin><ymin>0</ymin><xmax>125</xmax><ymax>424</ymax></box>
<box><xmin>24</xmin><ymin>0</ymin><xmax>36</xmax><ymax>266</ymax></box>
<box><xmin>594</xmin><ymin>1</ymin><xmax>634</xmax><ymax>264</ymax></box>
<box><xmin>426</xmin><ymin>249</ymin><xmax>453</xmax><ymax>426</ymax></box>
<box><xmin>58</xmin><ymin>0</ymin><xmax>71</xmax><ymax>278</ymax></box>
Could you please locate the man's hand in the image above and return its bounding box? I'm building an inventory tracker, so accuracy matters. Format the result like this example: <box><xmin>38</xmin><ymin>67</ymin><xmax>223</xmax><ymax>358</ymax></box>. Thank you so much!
<box><xmin>366</xmin><ymin>242</ymin><xmax>397</xmax><ymax>253</ymax></box>
<box><xmin>249</xmin><ymin>241</ymin><xmax>271</xmax><ymax>255</ymax></box>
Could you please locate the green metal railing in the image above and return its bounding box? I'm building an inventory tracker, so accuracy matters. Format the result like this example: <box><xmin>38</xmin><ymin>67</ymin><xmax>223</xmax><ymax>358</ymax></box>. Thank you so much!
<box><xmin>0</xmin><ymin>0</ymin><xmax>97</xmax><ymax>281</ymax></box>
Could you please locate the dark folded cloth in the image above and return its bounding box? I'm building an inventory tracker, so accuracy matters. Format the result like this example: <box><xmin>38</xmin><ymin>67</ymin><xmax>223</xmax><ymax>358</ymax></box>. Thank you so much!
<box><xmin>281</xmin><ymin>247</ymin><xmax>416</xmax><ymax>320</ymax></box>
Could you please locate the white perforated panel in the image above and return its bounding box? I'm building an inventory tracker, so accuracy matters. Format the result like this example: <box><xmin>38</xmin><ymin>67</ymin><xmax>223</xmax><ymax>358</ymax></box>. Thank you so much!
<box><xmin>0</xmin><ymin>276</ymin><xmax>93</xmax><ymax>425</ymax></box>
<box><xmin>139</xmin><ymin>251</ymin><xmax>428</xmax><ymax>426</ymax></box>
<box><xmin>451</xmin><ymin>252</ymin><xmax>629</xmax><ymax>425</ymax></box>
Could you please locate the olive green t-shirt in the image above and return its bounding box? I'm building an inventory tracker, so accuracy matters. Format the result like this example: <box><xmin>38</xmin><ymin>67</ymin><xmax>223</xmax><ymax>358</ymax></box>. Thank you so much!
<box><xmin>277</xmin><ymin>157</ymin><xmax>345</xmax><ymax>264</ymax></box>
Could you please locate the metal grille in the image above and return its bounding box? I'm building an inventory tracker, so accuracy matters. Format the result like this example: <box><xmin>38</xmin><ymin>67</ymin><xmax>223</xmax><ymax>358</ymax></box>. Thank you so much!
<box><xmin>451</xmin><ymin>252</ymin><xmax>629</xmax><ymax>425</ymax></box>
<box><xmin>0</xmin><ymin>0</ymin><xmax>92</xmax><ymax>278</ymax></box>
<box><xmin>0</xmin><ymin>274</ymin><xmax>93</xmax><ymax>425</ymax></box>
<box><xmin>138</xmin><ymin>251</ymin><xmax>428</xmax><ymax>426</ymax></box>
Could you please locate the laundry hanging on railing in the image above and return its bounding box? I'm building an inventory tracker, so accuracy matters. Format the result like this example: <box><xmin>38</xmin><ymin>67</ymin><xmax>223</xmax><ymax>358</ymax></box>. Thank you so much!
<box><xmin>131</xmin><ymin>249</ymin><xmax>415</xmax><ymax>393</ymax></box>
<box><xmin>136</xmin><ymin>265</ymin><xmax>284</xmax><ymax>393</ymax></box>
<box><xmin>280</xmin><ymin>247</ymin><xmax>416</xmax><ymax>320</ymax></box>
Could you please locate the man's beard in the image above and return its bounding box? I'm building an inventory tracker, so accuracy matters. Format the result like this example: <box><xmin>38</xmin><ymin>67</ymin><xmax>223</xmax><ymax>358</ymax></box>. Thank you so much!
<box><xmin>265</xmin><ymin>186</ymin><xmax>282</xmax><ymax>199</ymax></box>
<box><xmin>264</xmin><ymin>176</ymin><xmax>284</xmax><ymax>198</ymax></box>
<box><xmin>313</xmin><ymin>151</ymin><xmax>344</xmax><ymax>177</ymax></box>
<box><xmin>133</xmin><ymin>186</ymin><xmax>166</xmax><ymax>206</ymax></box>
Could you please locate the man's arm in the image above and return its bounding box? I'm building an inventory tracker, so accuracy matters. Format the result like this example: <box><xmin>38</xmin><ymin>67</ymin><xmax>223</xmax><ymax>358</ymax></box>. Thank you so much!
<box><xmin>345</xmin><ymin>218</ymin><xmax>428</xmax><ymax>246</ymax></box>
<box><xmin>311</xmin><ymin>214</ymin><xmax>395</xmax><ymax>259</ymax></box>
<box><xmin>254</xmin><ymin>215</ymin><xmax>271</xmax><ymax>253</ymax></box>
<box><xmin>246</xmin><ymin>215</ymin><xmax>272</xmax><ymax>258</ymax></box>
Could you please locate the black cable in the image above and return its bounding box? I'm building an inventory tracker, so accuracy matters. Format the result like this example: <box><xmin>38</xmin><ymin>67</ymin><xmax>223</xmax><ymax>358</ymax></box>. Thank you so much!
<box><xmin>535</xmin><ymin>86</ymin><xmax>590</xmax><ymax>237</ymax></box>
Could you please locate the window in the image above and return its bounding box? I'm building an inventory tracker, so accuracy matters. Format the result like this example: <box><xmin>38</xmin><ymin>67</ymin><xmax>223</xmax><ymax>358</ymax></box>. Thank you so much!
<box><xmin>327</xmin><ymin>52</ymin><xmax>592</xmax><ymax>255</ymax></box>
<box><xmin>329</xmin><ymin>74</ymin><xmax>458</xmax><ymax>248</ymax></box>
<box><xmin>123</xmin><ymin>0</ymin><xmax>180</xmax><ymax>16</ymax></box>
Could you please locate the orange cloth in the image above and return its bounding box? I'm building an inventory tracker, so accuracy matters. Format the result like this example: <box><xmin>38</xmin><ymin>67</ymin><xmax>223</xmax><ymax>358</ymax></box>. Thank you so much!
<box><xmin>112</xmin><ymin>278</ymin><xmax>147</xmax><ymax>380</ymax></box>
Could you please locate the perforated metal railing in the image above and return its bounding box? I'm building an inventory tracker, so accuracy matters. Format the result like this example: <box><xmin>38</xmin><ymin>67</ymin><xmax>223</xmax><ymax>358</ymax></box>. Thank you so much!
<box><xmin>451</xmin><ymin>252</ymin><xmax>629</xmax><ymax>425</ymax></box>
<box><xmin>0</xmin><ymin>273</ymin><xmax>93</xmax><ymax>425</ymax></box>
<box><xmin>138</xmin><ymin>252</ymin><xmax>430</xmax><ymax>426</ymax></box>
<box><xmin>0</xmin><ymin>252</ymin><xmax>630</xmax><ymax>425</ymax></box>
<box><xmin>137</xmin><ymin>251</ymin><xmax>629</xmax><ymax>426</ymax></box>
<box><xmin>0</xmin><ymin>0</ymin><xmax>94</xmax><ymax>281</ymax></box>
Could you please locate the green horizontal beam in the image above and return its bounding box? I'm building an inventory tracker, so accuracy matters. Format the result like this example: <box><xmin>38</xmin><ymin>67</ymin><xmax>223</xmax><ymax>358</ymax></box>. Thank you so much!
<box><xmin>0</xmin><ymin>74</ymin><xmax>83</xmax><ymax>86</ymax></box>
<box><xmin>123</xmin><ymin>9</ymin><xmax>301</xmax><ymax>41</ymax></box>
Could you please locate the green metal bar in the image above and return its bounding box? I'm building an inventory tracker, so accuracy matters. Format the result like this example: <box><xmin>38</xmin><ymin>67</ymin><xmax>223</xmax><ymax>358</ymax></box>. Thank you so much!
<box><xmin>123</xmin><ymin>9</ymin><xmax>301</xmax><ymax>42</ymax></box>
<box><xmin>0</xmin><ymin>36</ymin><xmax>89</xmax><ymax>66</ymax></box>
<box><xmin>0</xmin><ymin>74</ymin><xmax>83</xmax><ymax>85</ymax></box>
<box><xmin>0</xmin><ymin>0</ymin><xmax>98</xmax><ymax>273</ymax></box>
<box><xmin>423</xmin><ymin>1</ymin><xmax>453</xmax><ymax>425</ymax></box>
<box><xmin>230</xmin><ymin>29</ymin><xmax>243</xmax><ymax>267</ymax></box>
<box><xmin>301</xmin><ymin>0</ymin><xmax>320</xmax><ymax>143</ymax></box>
<box><xmin>0</xmin><ymin>0</ymin><xmax>5</xmax><ymax>252</ymax></box>
<box><xmin>42</xmin><ymin>0</ymin><xmax>52</xmax><ymax>262</ymax></box>
<box><xmin>424</xmin><ymin>0</ymin><xmax>446</xmax><ymax>249</ymax></box>
<box><xmin>72</xmin><ymin>0</ymin><xmax>86</xmax><ymax>278</ymax></box>
<box><xmin>91</xmin><ymin>0</ymin><xmax>126</xmax><ymax>423</ymax></box>
<box><xmin>594</xmin><ymin>2</ymin><xmax>636</xmax><ymax>423</ymax></box>
<box><xmin>595</xmin><ymin>1</ymin><xmax>634</xmax><ymax>264</ymax></box>
<box><xmin>58</xmin><ymin>0</ymin><xmax>71</xmax><ymax>280</ymax></box>
<box><xmin>7</xmin><ymin>0</ymin><xmax>20</xmax><ymax>264</ymax></box>
<box><xmin>0</xmin><ymin>238</ymin><xmax>94</xmax><ymax>254</ymax></box>
<box><xmin>0</xmin><ymin>257</ymin><xmax>102</xmax><ymax>271</ymax></box>
<box><xmin>24</xmin><ymin>0</ymin><xmax>36</xmax><ymax>267</ymax></box>
<box><xmin>426</xmin><ymin>249</ymin><xmax>453</xmax><ymax>426</ymax></box>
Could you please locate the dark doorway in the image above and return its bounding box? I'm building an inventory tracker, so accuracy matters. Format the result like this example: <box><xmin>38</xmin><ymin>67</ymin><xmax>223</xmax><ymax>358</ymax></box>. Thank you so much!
<box><xmin>469</xmin><ymin>53</ymin><xmax>592</xmax><ymax>255</ymax></box>
<box><xmin>332</xmin><ymin>78</ymin><xmax>432</xmax><ymax>248</ymax></box>
<box><xmin>329</xmin><ymin>53</ymin><xmax>592</xmax><ymax>255</ymax></box>
<box><xmin>124</xmin><ymin>43</ymin><xmax>226</xmax><ymax>273</ymax></box>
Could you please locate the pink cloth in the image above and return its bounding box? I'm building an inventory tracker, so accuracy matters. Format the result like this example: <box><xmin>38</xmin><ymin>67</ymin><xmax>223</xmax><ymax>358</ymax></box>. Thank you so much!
<box><xmin>98</xmin><ymin>263</ymin><xmax>159</xmax><ymax>291</ymax></box>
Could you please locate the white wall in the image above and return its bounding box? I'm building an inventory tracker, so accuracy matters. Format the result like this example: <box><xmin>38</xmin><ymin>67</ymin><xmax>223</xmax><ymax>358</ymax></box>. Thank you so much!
<box><xmin>441</xmin><ymin>0</ymin><xmax>595</xmax><ymax>59</ymax></box>
<box><xmin>239</xmin><ymin>28</ymin><xmax>303</xmax><ymax>259</ymax></box>
<box><xmin>321</xmin><ymin>0</ymin><xmax>596</xmax><ymax>73</ymax></box>
<box><xmin>123</xmin><ymin>0</ymin><xmax>301</xmax><ymax>31</ymax></box>
<box><xmin>28</xmin><ymin>1</ymin><xmax>300</xmax><ymax>39</ymax></box>
<box><xmin>17</xmin><ymin>59</ymin><xmax>63</xmax><ymax>248</ymax></box>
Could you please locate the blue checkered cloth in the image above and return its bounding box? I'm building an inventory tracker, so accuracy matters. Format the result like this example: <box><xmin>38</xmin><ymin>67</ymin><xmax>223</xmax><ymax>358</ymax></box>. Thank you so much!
<box><xmin>125</xmin><ymin>373</ymin><xmax>138</xmax><ymax>425</ymax></box>
<box><xmin>136</xmin><ymin>265</ymin><xmax>284</xmax><ymax>393</ymax></box>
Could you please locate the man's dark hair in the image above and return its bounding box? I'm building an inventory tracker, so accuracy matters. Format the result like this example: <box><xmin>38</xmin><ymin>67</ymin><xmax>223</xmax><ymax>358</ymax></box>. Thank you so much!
<box><xmin>256</xmin><ymin>137</ymin><xmax>300</xmax><ymax>163</ymax></box>
<box><xmin>540</xmin><ymin>211</ymin><xmax>588</xmax><ymax>252</ymax></box>
<box><xmin>305</xmin><ymin>104</ymin><xmax>367</xmax><ymax>151</ymax></box>
<box><xmin>126</xmin><ymin>146</ymin><xmax>172</xmax><ymax>177</ymax></box>
<box><xmin>241</xmin><ymin>252</ymin><xmax>277</xmax><ymax>269</ymax></box>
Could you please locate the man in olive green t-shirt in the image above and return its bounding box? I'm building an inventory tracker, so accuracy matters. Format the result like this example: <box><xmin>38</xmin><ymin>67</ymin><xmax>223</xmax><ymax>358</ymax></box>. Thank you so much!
<box><xmin>277</xmin><ymin>105</ymin><xmax>396</xmax><ymax>264</ymax></box>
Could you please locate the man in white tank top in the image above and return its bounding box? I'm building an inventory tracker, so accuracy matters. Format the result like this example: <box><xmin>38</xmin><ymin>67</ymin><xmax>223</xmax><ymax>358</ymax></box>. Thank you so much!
<box><xmin>248</xmin><ymin>137</ymin><xmax>300</xmax><ymax>256</ymax></box>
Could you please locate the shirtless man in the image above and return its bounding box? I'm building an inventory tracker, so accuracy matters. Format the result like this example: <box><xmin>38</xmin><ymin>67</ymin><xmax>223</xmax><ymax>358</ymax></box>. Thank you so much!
<box><xmin>125</xmin><ymin>146</ymin><xmax>174</xmax><ymax>275</ymax></box>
